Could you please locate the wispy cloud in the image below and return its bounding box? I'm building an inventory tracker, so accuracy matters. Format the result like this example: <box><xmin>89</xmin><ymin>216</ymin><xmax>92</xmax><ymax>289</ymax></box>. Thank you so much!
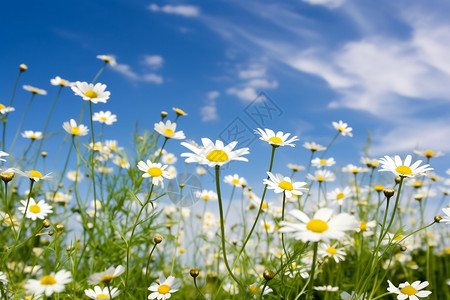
<box><xmin>142</xmin><ymin>55</ymin><xmax>164</xmax><ymax>69</ymax></box>
<box><xmin>302</xmin><ymin>0</ymin><xmax>345</xmax><ymax>9</ymax></box>
<box><xmin>201</xmin><ymin>91</ymin><xmax>220</xmax><ymax>122</ymax></box>
<box><xmin>148</xmin><ymin>4</ymin><xmax>200</xmax><ymax>17</ymax></box>
<box><xmin>111</xmin><ymin>56</ymin><xmax>164</xmax><ymax>84</ymax></box>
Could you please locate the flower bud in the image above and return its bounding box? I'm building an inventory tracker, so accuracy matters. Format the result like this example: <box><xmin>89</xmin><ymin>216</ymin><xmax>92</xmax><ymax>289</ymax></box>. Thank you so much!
<box><xmin>55</xmin><ymin>224</ymin><xmax>64</xmax><ymax>231</ymax></box>
<box><xmin>42</xmin><ymin>219</ymin><xmax>51</xmax><ymax>228</ymax></box>
<box><xmin>263</xmin><ymin>269</ymin><xmax>275</xmax><ymax>281</ymax></box>
<box><xmin>19</xmin><ymin>64</ymin><xmax>28</xmax><ymax>71</ymax></box>
<box><xmin>190</xmin><ymin>268</ymin><xmax>199</xmax><ymax>278</ymax></box>
<box><xmin>154</xmin><ymin>235</ymin><xmax>163</xmax><ymax>244</ymax></box>
<box><xmin>383</xmin><ymin>188</ymin><xmax>395</xmax><ymax>198</ymax></box>
<box><xmin>1</xmin><ymin>173</ymin><xmax>14</xmax><ymax>183</ymax></box>
<box><xmin>41</xmin><ymin>151</ymin><xmax>48</xmax><ymax>157</ymax></box>
<box><xmin>434</xmin><ymin>215</ymin><xmax>442</xmax><ymax>223</ymax></box>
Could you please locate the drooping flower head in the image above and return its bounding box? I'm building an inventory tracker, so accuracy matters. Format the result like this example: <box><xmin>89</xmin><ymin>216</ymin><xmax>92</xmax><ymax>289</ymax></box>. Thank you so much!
<box><xmin>23</xmin><ymin>85</ymin><xmax>47</xmax><ymax>95</ymax></box>
<box><xmin>96</xmin><ymin>55</ymin><xmax>117</xmax><ymax>66</ymax></box>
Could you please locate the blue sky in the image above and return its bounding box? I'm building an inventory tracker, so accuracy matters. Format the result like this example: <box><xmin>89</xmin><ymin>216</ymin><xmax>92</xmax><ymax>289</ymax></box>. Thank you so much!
<box><xmin>2</xmin><ymin>0</ymin><xmax>450</xmax><ymax>191</ymax></box>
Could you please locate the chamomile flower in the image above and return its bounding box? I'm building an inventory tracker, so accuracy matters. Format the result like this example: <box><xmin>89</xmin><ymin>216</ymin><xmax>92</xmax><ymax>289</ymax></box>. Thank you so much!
<box><xmin>25</xmin><ymin>170</ymin><xmax>52</xmax><ymax>182</ymax></box>
<box><xmin>154</xmin><ymin>120</ymin><xmax>185</xmax><ymax>139</ymax></box>
<box><xmin>88</xmin><ymin>266</ymin><xmax>125</xmax><ymax>285</ymax></box>
<box><xmin>413</xmin><ymin>149</ymin><xmax>443</xmax><ymax>159</ymax></box>
<box><xmin>387</xmin><ymin>280</ymin><xmax>431</xmax><ymax>300</ymax></box>
<box><xmin>195</xmin><ymin>190</ymin><xmax>218</xmax><ymax>201</ymax></box>
<box><xmin>303</xmin><ymin>142</ymin><xmax>326</xmax><ymax>152</ymax></box>
<box><xmin>96</xmin><ymin>55</ymin><xmax>117</xmax><ymax>66</ymax></box>
<box><xmin>314</xmin><ymin>286</ymin><xmax>339</xmax><ymax>292</ymax></box>
<box><xmin>92</xmin><ymin>111</ymin><xmax>117</xmax><ymax>125</ymax></box>
<box><xmin>263</xmin><ymin>173</ymin><xmax>307</xmax><ymax>198</ymax></box>
<box><xmin>50</xmin><ymin>76</ymin><xmax>72</xmax><ymax>87</ymax></box>
<box><xmin>255</xmin><ymin>128</ymin><xmax>299</xmax><ymax>147</ymax></box>
<box><xmin>23</xmin><ymin>85</ymin><xmax>47</xmax><ymax>95</ymax></box>
<box><xmin>46</xmin><ymin>192</ymin><xmax>72</xmax><ymax>205</ymax></box>
<box><xmin>342</xmin><ymin>164</ymin><xmax>369</xmax><ymax>174</ymax></box>
<box><xmin>19</xmin><ymin>198</ymin><xmax>53</xmax><ymax>220</ymax></box>
<box><xmin>378</xmin><ymin>155</ymin><xmax>433</xmax><ymax>178</ymax></box>
<box><xmin>279</xmin><ymin>208</ymin><xmax>356</xmax><ymax>242</ymax></box>
<box><xmin>181</xmin><ymin>138</ymin><xmax>249</xmax><ymax>167</ymax></box>
<box><xmin>22</xmin><ymin>131</ymin><xmax>43</xmax><ymax>140</ymax></box>
<box><xmin>311</xmin><ymin>157</ymin><xmax>336</xmax><ymax>168</ymax></box>
<box><xmin>327</xmin><ymin>187</ymin><xmax>352</xmax><ymax>205</ymax></box>
<box><xmin>63</xmin><ymin>119</ymin><xmax>89</xmax><ymax>136</ymax></box>
<box><xmin>66</xmin><ymin>170</ymin><xmax>84</xmax><ymax>182</ymax></box>
<box><xmin>112</xmin><ymin>156</ymin><xmax>130</xmax><ymax>169</ymax></box>
<box><xmin>260</xmin><ymin>220</ymin><xmax>275</xmax><ymax>233</ymax></box>
<box><xmin>355</xmin><ymin>220</ymin><xmax>376</xmax><ymax>234</ymax></box>
<box><xmin>71</xmin><ymin>81</ymin><xmax>110</xmax><ymax>104</ymax></box>
<box><xmin>361</xmin><ymin>157</ymin><xmax>380</xmax><ymax>169</ymax></box>
<box><xmin>332</xmin><ymin>120</ymin><xmax>353</xmax><ymax>137</ymax></box>
<box><xmin>161</xmin><ymin>153</ymin><xmax>177</xmax><ymax>165</ymax></box>
<box><xmin>24</xmin><ymin>269</ymin><xmax>72</xmax><ymax>297</ymax></box>
<box><xmin>441</xmin><ymin>208</ymin><xmax>450</xmax><ymax>224</ymax></box>
<box><xmin>307</xmin><ymin>170</ymin><xmax>336</xmax><ymax>182</ymax></box>
<box><xmin>85</xmin><ymin>286</ymin><xmax>120</xmax><ymax>299</ymax></box>
<box><xmin>148</xmin><ymin>275</ymin><xmax>181</xmax><ymax>300</ymax></box>
<box><xmin>137</xmin><ymin>160</ymin><xmax>172</xmax><ymax>186</ymax></box>
<box><xmin>224</xmin><ymin>174</ymin><xmax>247</xmax><ymax>187</ymax></box>
<box><xmin>287</xmin><ymin>163</ymin><xmax>305</xmax><ymax>172</ymax></box>
<box><xmin>172</xmin><ymin>107</ymin><xmax>187</xmax><ymax>116</ymax></box>
<box><xmin>0</xmin><ymin>104</ymin><xmax>15</xmax><ymax>115</ymax></box>
<box><xmin>318</xmin><ymin>243</ymin><xmax>346</xmax><ymax>263</ymax></box>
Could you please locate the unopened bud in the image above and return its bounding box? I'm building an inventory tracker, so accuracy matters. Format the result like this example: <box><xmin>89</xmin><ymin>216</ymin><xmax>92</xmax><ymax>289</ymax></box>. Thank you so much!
<box><xmin>384</xmin><ymin>188</ymin><xmax>395</xmax><ymax>198</ymax></box>
<box><xmin>179</xmin><ymin>183</ymin><xmax>185</xmax><ymax>189</ymax></box>
<box><xmin>154</xmin><ymin>235</ymin><xmax>163</xmax><ymax>244</ymax></box>
<box><xmin>190</xmin><ymin>268</ymin><xmax>199</xmax><ymax>278</ymax></box>
<box><xmin>395</xmin><ymin>176</ymin><xmax>402</xmax><ymax>184</ymax></box>
<box><xmin>58</xmin><ymin>183</ymin><xmax>63</xmax><ymax>188</ymax></box>
<box><xmin>48</xmin><ymin>231</ymin><xmax>54</xmax><ymax>236</ymax></box>
<box><xmin>19</xmin><ymin>64</ymin><xmax>28</xmax><ymax>71</ymax></box>
<box><xmin>400</xmin><ymin>246</ymin><xmax>407</xmax><ymax>252</ymax></box>
<box><xmin>434</xmin><ymin>215</ymin><xmax>442</xmax><ymax>223</ymax></box>
<box><xmin>55</xmin><ymin>224</ymin><xmax>64</xmax><ymax>231</ymax></box>
<box><xmin>42</xmin><ymin>219</ymin><xmax>51</xmax><ymax>228</ymax></box>
<box><xmin>161</xmin><ymin>111</ymin><xmax>168</xmax><ymax>119</ymax></box>
<box><xmin>41</xmin><ymin>151</ymin><xmax>47</xmax><ymax>157</ymax></box>
<box><xmin>1</xmin><ymin>173</ymin><xmax>14</xmax><ymax>183</ymax></box>
<box><xmin>263</xmin><ymin>269</ymin><xmax>275</xmax><ymax>281</ymax></box>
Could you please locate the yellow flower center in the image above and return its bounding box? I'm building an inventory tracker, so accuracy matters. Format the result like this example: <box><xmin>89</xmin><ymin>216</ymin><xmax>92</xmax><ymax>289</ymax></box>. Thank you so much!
<box><xmin>203</xmin><ymin>195</ymin><xmax>210</xmax><ymax>200</ymax></box>
<box><xmin>100</xmin><ymin>117</ymin><xmax>108</xmax><ymax>121</ymax></box>
<box><xmin>30</xmin><ymin>135</ymin><xmax>38</xmax><ymax>140</ymax></box>
<box><xmin>413</xmin><ymin>180</ymin><xmax>422</xmax><ymax>188</ymax></box>
<box><xmin>71</xmin><ymin>127</ymin><xmax>80</xmax><ymax>135</ymax></box>
<box><xmin>336</xmin><ymin>193</ymin><xmax>344</xmax><ymax>199</ymax></box>
<box><xmin>232</xmin><ymin>179</ymin><xmax>240</xmax><ymax>184</ymax></box>
<box><xmin>278</xmin><ymin>180</ymin><xmax>293</xmax><ymax>191</ymax></box>
<box><xmin>400</xmin><ymin>285</ymin><xmax>417</xmax><ymax>296</ymax></box>
<box><xmin>317</xmin><ymin>176</ymin><xmax>324</xmax><ymax>181</ymax></box>
<box><xmin>206</xmin><ymin>150</ymin><xmax>228</xmax><ymax>162</ymax></box>
<box><xmin>425</xmin><ymin>150</ymin><xmax>435</xmax><ymax>157</ymax></box>
<box><xmin>29</xmin><ymin>170</ymin><xmax>42</xmax><ymax>178</ymax></box>
<box><xmin>360</xmin><ymin>222</ymin><xmax>367</xmax><ymax>231</ymax></box>
<box><xmin>306</xmin><ymin>219</ymin><xmax>328</xmax><ymax>233</ymax></box>
<box><xmin>97</xmin><ymin>294</ymin><xmax>108</xmax><ymax>299</ymax></box>
<box><xmin>394</xmin><ymin>235</ymin><xmax>404</xmax><ymax>241</ymax></box>
<box><xmin>264</xmin><ymin>223</ymin><xmax>271</xmax><ymax>230</ymax></box>
<box><xmin>320</xmin><ymin>159</ymin><xmax>327</xmax><ymax>165</ymax></box>
<box><xmin>158</xmin><ymin>284</ymin><xmax>171</xmax><ymax>294</ymax></box>
<box><xmin>249</xmin><ymin>286</ymin><xmax>258</xmax><ymax>293</ymax></box>
<box><xmin>163</xmin><ymin>128</ymin><xmax>174</xmax><ymax>136</ymax></box>
<box><xmin>326</xmin><ymin>247</ymin><xmax>337</xmax><ymax>255</ymax></box>
<box><xmin>268</xmin><ymin>136</ymin><xmax>283</xmax><ymax>144</ymax></box>
<box><xmin>147</xmin><ymin>167</ymin><xmax>163</xmax><ymax>177</ymax></box>
<box><xmin>100</xmin><ymin>275</ymin><xmax>115</xmax><ymax>283</ymax></box>
<box><xmin>352</xmin><ymin>169</ymin><xmax>359</xmax><ymax>173</ymax></box>
<box><xmin>40</xmin><ymin>275</ymin><xmax>56</xmax><ymax>285</ymax></box>
<box><xmin>174</xmin><ymin>108</ymin><xmax>186</xmax><ymax>115</ymax></box>
<box><xmin>60</xmin><ymin>79</ymin><xmax>66</xmax><ymax>86</ymax></box>
<box><xmin>374</xmin><ymin>185</ymin><xmax>384</xmax><ymax>191</ymax></box>
<box><xmin>84</xmin><ymin>90</ymin><xmax>98</xmax><ymax>98</ymax></box>
<box><xmin>276</xmin><ymin>252</ymin><xmax>282</xmax><ymax>257</ymax></box>
<box><xmin>396</xmin><ymin>166</ymin><xmax>412</xmax><ymax>175</ymax></box>
<box><xmin>29</xmin><ymin>204</ymin><xmax>41</xmax><ymax>214</ymax></box>
<box><xmin>0</xmin><ymin>104</ymin><xmax>5</xmax><ymax>109</ymax></box>
<box><xmin>338</xmin><ymin>127</ymin><xmax>345</xmax><ymax>132</ymax></box>
<box><xmin>262</xmin><ymin>203</ymin><xmax>268</xmax><ymax>209</ymax></box>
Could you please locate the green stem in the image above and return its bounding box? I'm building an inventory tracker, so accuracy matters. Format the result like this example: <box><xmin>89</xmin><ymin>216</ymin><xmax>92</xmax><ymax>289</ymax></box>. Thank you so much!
<box><xmin>89</xmin><ymin>101</ymin><xmax>98</xmax><ymax>230</ymax></box>
<box><xmin>306</xmin><ymin>242</ymin><xmax>319</xmax><ymax>300</ymax></box>
<box><xmin>320</xmin><ymin>132</ymin><xmax>340</xmax><ymax>158</ymax></box>
<box><xmin>9</xmin><ymin>93</ymin><xmax>36</xmax><ymax>153</ymax></box>
<box><xmin>3</xmin><ymin>70</ymin><xmax>23</xmax><ymax>151</ymax></box>
<box><xmin>145</xmin><ymin>243</ymin><xmax>158</xmax><ymax>298</ymax></box>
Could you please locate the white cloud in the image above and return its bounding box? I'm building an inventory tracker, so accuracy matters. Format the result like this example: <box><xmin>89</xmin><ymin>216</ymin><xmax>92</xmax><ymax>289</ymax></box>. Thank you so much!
<box><xmin>302</xmin><ymin>0</ymin><xmax>345</xmax><ymax>9</ymax></box>
<box><xmin>142</xmin><ymin>55</ymin><xmax>164</xmax><ymax>69</ymax></box>
<box><xmin>246</xmin><ymin>78</ymin><xmax>278</xmax><ymax>89</ymax></box>
<box><xmin>111</xmin><ymin>63</ymin><xmax>163</xmax><ymax>84</ymax></box>
<box><xmin>148</xmin><ymin>4</ymin><xmax>200</xmax><ymax>17</ymax></box>
<box><xmin>239</xmin><ymin>67</ymin><xmax>266</xmax><ymax>79</ymax></box>
<box><xmin>227</xmin><ymin>87</ymin><xmax>258</xmax><ymax>101</ymax></box>
<box><xmin>201</xmin><ymin>91</ymin><xmax>220</xmax><ymax>122</ymax></box>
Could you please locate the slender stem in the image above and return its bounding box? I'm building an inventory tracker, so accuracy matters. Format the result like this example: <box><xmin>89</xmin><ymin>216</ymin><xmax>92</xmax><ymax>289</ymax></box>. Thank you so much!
<box><xmin>306</xmin><ymin>242</ymin><xmax>319</xmax><ymax>300</ymax></box>
<box><xmin>259</xmin><ymin>281</ymin><xmax>269</xmax><ymax>300</ymax></box>
<box><xmin>193</xmin><ymin>277</ymin><xmax>207</xmax><ymax>300</ymax></box>
<box><xmin>145</xmin><ymin>243</ymin><xmax>158</xmax><ymax>297</ymax></box>
<box><xmin>9</xmin><ymin>93</ymin><xmax>36</xmax><ymax>153</ymax></box>
<box><xmin>3</xmin><ymin>70</ymin><xmax>23</xmax><ymax>151</ymax></box>
<box><xmin>92</xmin><ymin>62</ymin><xmax>107</xmax><ymax>84</ymax></box>
<box><xmin>89</xmin><ymin>101</ymin><xmax>98</xmax><ymax>230</ymax></box>
<box><xmin>320</xmin><ymin>132</ymin><xmax>340</xmax><ymax>158</ymax></box>
<box><xmin>215</xmin><ymin>165</ymin><xmax>241</xmax><ymax>287</ymax></box>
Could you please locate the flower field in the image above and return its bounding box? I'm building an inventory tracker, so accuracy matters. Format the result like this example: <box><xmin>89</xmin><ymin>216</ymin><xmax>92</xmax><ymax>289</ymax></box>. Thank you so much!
<box><xmin>0</xmin><ymin>59</ymin><xmax>449</xmax><ymax>300</ymax></box>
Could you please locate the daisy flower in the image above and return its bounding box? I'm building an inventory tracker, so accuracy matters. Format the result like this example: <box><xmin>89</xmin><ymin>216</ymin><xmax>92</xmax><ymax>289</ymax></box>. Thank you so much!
<box><xmin>23</xmin><ymin>85</ymin><xmax>47</xmax><ymax>95</ymax></box>
<box><xmin>361</xmin><ymin>157</ymin><xmax>380</xmax><ymax>169</ymax></box>
<box><xmin>314</xmin><ymin>286</ymin><xmax>339</xmax><ymax>292</ymax></box>
<box><xmin>71</xmin><ymin>81</ymin><xmax>110</xmax><ymax>104</ymax></box>
<box><xmin>154</xmin><ymin>120</ymin><xmax>185</xmax><ymax>139</ymax></box>
<box><xmin>279</xmin><ymin>208</ymin><xmax>356</xmax><ymax>242</ymax></box>
<box><xmin>263</xmin><ymin>172</ymin><xmax>307</xmax><ymax>198</ymax></box>
<box><xmin>137</xmin><ymin>161</ymin><xmax>173</xmax><ymax>186</ymax></box>
<box><xmin>260</xmin><ymin>220</ymin><xmax>275</xmax><ymax>233</ymax></box>
<box><xmin>93</xmin><ymin>111</ymin><xmax>117</xmax><ymax>125</ymax></box>
<box><xmin>96</xmin><ymin>55</ymin><xmax>117</xmax><ymax>66</ymax></box>
<box><xmin>311</xmin><ymin>157</ymin><xmax>336</xmax><ymax>168</ymax></box>
<box><xmin>104</xmin><ymin>140</ymin><xmax>123</xmax><ymax>152</ymax></box>
<box><xmin>24</xmin><ymin>269</ymin><xmax>72</xmax><ymax>297</ymax></box>
<box><xmin>387</xmin><ymin>280</ymin><xmax>432</xmax><ymax>300</ymax></box>
<box><xmin>254</xmin><ymin>128</ymin><xmax>299</xmax><ymax>147</ymax></box>
<box><xmin>195</xmin><ymin>166</ymin><xmax>207</xmax><ymax>176</ymax></box>
<box><xmin>195</xmin><ymin>190</ymin><xmax>218</xmax><ymax>201</ymax></box>
<box><xmin>181</xmin><ymin>138</ymin><xmax>249</xmax><ymax>167</ymax></box>
<box><xmin>50</xmin><ymin>76</ymin><xmax>72</xmax><ymax>87</ymax></box>
<box><xmin>85</xmin><ymin>286</ymin><xmax>120</xmax><ymax>299</ymax></box>
<box><xmin>327</xmin><ymin>187</ymin><xmax>352</xmax><ymax>205</ymax></box>
<box><xmin>307</xmin><ymin>170</ymin><xmax>336</xmax><ymax>182</ymax></box>
<box><xmin>332</xmin><ymin>120</ymin><xmax>353</xmax><ymax>137</ymax></box>
<box><xmin>161</xmin><ymin>153</ymin><xmax>177</xmax><ymax>165</ymax></box>
<box><xmin>441</xmin><ymin>208</ymin><xmax>450</xmax><ymax>224</ymax></box>
<box><xmin>318</xmin><ymin>243</ymin><xmax>346</xmax><ymax>263</ymax></box>
<box><xmin>303</xmin><ymin>142</ymin><xmax>326</xmax><ymax>152</ymax></box>
<box><xmin>224</xmin><ymin>174</ymin><xmax>247</xmax><ymax>187</ymax></box>
<box><xmin>88</xmin><ymin>266</ymin><xmax>125</xmax><ymax>285</ymax></box>
<box><xmin>0</xmin><ymin>104</ymin><xmax>15</xmax><ymax>115</ymax></box>
<box><xmin>24</xmin><ymin>170</ymin><xmax>51</xmax><ymax>182</ymax></box>
<box><xmin>413</xmin><ymin>149</ymin><xmax>443</xmax><ymax>159</ymax></box>
<box><xmin>19</xmin><ymin>198</ymin><xmax>53</xmax><ymax>220</ymax></box>
<box><xmin>148</xmin><ymin>275</ymin><xmax>181</xmax><ymax>300</ymax></box>
<box><xmin>355</xmin><ymin>220</ymin><xmax>377</xmax><ymax>234</ymax></box>
<box><xmin>63</xmin><ymin>119</ymin><xmax>89</xmax><ymax>136</ymax></box>
<box><xmin>0</xmin><ymin>271</ymin><xmax>8</xmax><ymax>284</ymax></box>
<box><xmin>378</xmin><ymin>155</ymin><xmax>433</xmax><ymax>178</ymax></box>
<box><xmin>342</xmin><ymin>164</ymin><xmax>369</xmax><ymax>174</ymax></box>
<box><xmin>287</xmin><ymin>163</ymin><xmax>305</xmax><ymax>172</ymax></box>
<box><xmin>66</xmin><ymin>170</ymin><xmax>84</xmax><ymax>182</ymax></box>
<box><xmin>173</xmin><ymin>107</ymin><xmax>187</xmax><ymax>116</ymax></box>
<box><xmin>112</xmin><ymin>156</ymin><xmax>130</xmax><ymax>169</ymax></box>
<box><xmin>22</xmin><ymin>130</ymin><xmax>43</xmax><ymax>140</ymax></box>
<box><xmin>0</xmin><ymin>151</ymin><xmax>9</xmax><ymax>162</ymax></box>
